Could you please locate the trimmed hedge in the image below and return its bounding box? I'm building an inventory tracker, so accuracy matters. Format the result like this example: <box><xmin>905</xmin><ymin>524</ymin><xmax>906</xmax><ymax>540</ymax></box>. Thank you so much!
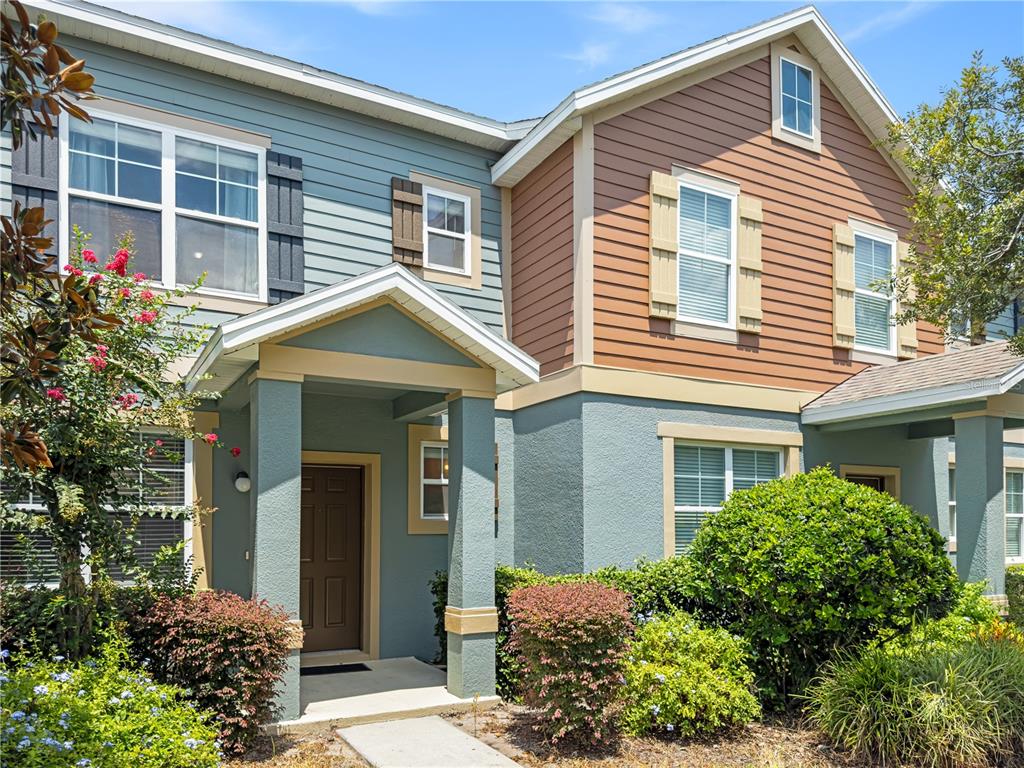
<box><xmin>688</xmin><ymin>467</ymin><xmax>960</xmax><ymax>705</ymax></box>
<box><xmin>508</xmin><ymin>583</ymin><xmax>632</xmax><ymax>745</ymax></box>
<box><xmin>1008</xmin><ymin>564</ymin><xmax>1024</xmax><ymax>627</ymax></box>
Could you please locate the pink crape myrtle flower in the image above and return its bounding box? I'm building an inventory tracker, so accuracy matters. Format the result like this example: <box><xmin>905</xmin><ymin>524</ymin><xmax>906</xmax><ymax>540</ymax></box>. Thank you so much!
<box><xmin>82</xmin><ymin>249</ymin><xmax>97</xmax><ymax>263</ymax></box>
<box><xmin>203</xmin><ymin>433</ymin><xmax>218</xmax><ymax>446</ymax></box>
<box><xmin>134</xmin><ymin>310</ymin><xmax>158</xmax><ymax>324</ymax></box>
<box><xmin>115</xmin><ymin>392</ymin><xmax>140</xmax><ymax>410</ymax></box>
<box><xmin>230</xmin><ymin>447</ymin><xmax>241</xmax><ymax>458</ymax></box>
<box><xmin>119</xmin><ymin>287</ymin><xmax>132</xmax><ymax>299</ymax></box>
<box><xmin>105</xmin><ymin>249</ymin><xmax>130</xmax><ymax>277</ymax></box>
<box><xmin>87</xmin><ymin>355</ymin><xmax>107</xmax><ymax>371</ymax></box>
<box><xmin>132</xmin><ymin>272</ymin><xmax>147</xmax><ymax>283</ymax></box>
<box><xmin>88</xmin><ymin>274</ymin><xmax>103</xmax><ymax>286</ymax></box>
<box><xmin>46</xmin><ymin>387</ymin><xmax>67</xmax><ymax>401</ymax></box>
<box><xmin>140</xmin><ymin>289</ymin><xmax>155</xmax><ymax>302</ymax></box>
<box><xmin>63</xmin><ymin>265</ymin><xmax>83</xmax><ymax>276</ymax></box>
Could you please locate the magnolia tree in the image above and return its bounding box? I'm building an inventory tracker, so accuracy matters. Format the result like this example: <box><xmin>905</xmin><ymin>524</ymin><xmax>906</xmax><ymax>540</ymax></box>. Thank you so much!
<box><xmin>0</xmin><ymin>232</ymin><xmax>222</xmax><ymax>657</ymax></box>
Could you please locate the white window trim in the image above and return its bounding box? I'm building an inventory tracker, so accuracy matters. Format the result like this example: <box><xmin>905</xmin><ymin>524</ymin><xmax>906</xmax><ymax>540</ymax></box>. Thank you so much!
<box><xmin>422</xmin><ymin>185</ymin><xmax>472</xmax><ymax>277</ymax></box>
<box><xmin>1008</xmin><ymin>469</ymin><xmax>1024</xmax><ymax>565</ymax></box>
<box><xmin>675</xmin><ymin>179</ymin><xmax>738</xmax><ymax>330</ymax></box>
<box><xmin>850</xmin><ymin>221</ymin><xmax>897</xmax><ymax>356</ymax></box>
<box><xmin>947</xmin><ymin>465</ymin><xmax>957</xmax><ymax>548</ymax></box>
<box><xmin>59</xmin><ymin>107</ymin><xmax>268</xmax><ymax>302</ymax></box>
<box><xmin>779</xmin><ymin>56</ymin><xmax>815</xmax><ymax>139</ymax></box>
<box><xmin>673</xmin><ymin>441</ymin><xmax>784</xmax><ymax>523</ymax></box>
<box><xmin>420</xmin><ymin>440</ymin><xmax>449</xmax><ymax>521</ymax></box>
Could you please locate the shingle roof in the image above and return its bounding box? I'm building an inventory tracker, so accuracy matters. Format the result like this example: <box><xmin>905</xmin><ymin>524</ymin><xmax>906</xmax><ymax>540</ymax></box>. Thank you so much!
<box><xmin>802</xmin><ymin>341</ymin><xmax>1024</xmax><ymax>422</ymax></box>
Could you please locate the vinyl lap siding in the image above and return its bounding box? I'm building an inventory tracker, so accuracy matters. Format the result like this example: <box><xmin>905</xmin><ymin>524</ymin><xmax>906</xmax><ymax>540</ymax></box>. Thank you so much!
<box><xmin>510</xmin><ymin>138</ymin><xmax>574</xmax><ymax>374</ymax></box>
<box><xmin>592</xmin><ymin>57</ymin><xmax>943</xmax><ymax>392</ymax></box>
<box><xmin>58</xmin><ymin>37</ymin><xmax>507</xmax><ymax>332</ymax></box>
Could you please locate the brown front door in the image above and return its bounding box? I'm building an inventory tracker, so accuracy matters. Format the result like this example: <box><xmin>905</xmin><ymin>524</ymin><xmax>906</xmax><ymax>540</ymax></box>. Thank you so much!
<box><xmin>300</xmin><ymin>465</ymin><xmax>363</xmax><ymax>652</ymax></box>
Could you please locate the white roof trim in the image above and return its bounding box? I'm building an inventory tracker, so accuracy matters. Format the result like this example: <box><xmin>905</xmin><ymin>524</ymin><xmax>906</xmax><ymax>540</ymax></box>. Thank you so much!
<box><xmin>186</xmin><ymin>263</ymin><xmax>540</xmax><ymax>394</ymax></box>
<box><xmin>26</xmin><ymin>0</ymin><xmax>536</xmax><ymax>151</ymax></box>
<box><xmin>492</xmin><ymin>5</ymin><xmax>901</xmax><ymax>186</ymax></box>
<box><xmin>801</xmin><ymin>361</ymin><xmax>1024</xmax><ymax>425</ymax></box>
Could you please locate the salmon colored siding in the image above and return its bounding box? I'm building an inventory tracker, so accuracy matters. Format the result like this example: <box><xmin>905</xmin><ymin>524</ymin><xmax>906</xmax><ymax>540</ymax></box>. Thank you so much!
<box><xmin>510</xmin><ymin>137</ymin><xmax>575</xmax><ymax>374</ymax></box>
<box><xmin>591</xmin><ymin>56</ymin><xmax>944</xmax><ymax>392</ymax></box>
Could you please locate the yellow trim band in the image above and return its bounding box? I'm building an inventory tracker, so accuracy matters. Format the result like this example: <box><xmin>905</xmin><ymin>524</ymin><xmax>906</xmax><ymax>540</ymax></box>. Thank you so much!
<box><xmin>190</xmin><ymin>411</ymin><xmax>219</xmax><ymax>590</ymax></box>
<box><xmin>445</xmin><ymin>606</ymin><xmax>499</xmax><ymax>635</ymax></box>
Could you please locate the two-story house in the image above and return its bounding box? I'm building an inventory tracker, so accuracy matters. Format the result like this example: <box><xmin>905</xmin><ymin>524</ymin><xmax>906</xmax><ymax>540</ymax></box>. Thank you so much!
<box><xmin>4</xmin><ymin>1</ymin><xmax>1021</xmax><ymax>723</ymax></box>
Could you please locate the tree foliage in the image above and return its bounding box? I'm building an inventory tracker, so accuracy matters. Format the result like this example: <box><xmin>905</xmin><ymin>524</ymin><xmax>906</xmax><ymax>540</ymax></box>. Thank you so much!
<box><xmin>889</xmin><ymin>54</ymin><xmax>1023</xmax><ymax>352</ymax></box>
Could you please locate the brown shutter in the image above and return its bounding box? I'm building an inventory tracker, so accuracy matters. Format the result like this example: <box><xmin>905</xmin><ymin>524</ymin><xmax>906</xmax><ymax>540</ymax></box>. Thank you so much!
<box><xmin>736</xmin><ymin>195</ymin><xmax>764</xmax><ymax>333</ymax></box>
<box><xmin>649</xmin><ymin>171</ymin><xmax>679</xmax><ymax>319</ymax></box>
<box><xmin>895</xmin><ymin>239</ymin><xmax>918</xmax><ymax>358</ymax></box>
<box><xmin>391</xmin><ymin>177</ymin><xmax>424</xmax><ymax>266</ymax></box>
<box><xmin>832</xmin><ymin>222</ymin><xmax>856</xmax><ymax>349</ymax></box>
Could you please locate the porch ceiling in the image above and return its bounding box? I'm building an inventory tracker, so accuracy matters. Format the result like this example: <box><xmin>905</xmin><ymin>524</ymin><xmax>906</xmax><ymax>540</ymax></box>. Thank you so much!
<box><xmin>185</xmin><ymin>264</ymin><xmax>540</xmax><ymax>396</ymax></box>
<box><xmin>803</xmin><ymin>341</ymin><xmax>1024</xmax><ymax>427</ymax></box>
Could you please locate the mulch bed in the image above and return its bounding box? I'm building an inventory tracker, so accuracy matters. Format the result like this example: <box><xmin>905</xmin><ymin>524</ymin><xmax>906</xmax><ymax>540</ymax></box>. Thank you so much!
<box><xmin>446</xmin><ymin>704</ymin><xmax>867</xmax><ymax>768</ymax></box>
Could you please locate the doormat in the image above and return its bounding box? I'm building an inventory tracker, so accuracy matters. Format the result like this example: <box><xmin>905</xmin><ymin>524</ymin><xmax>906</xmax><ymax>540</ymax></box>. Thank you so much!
<box><xmin>300</xmin><ymin>663</ymin><xmax>371</xmax><ymax>677</ymax></box>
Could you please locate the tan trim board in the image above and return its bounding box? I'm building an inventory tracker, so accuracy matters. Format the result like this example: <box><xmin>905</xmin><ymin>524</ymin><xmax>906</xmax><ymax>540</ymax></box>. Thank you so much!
<box><xmin>248</xmin><ymin>369</ymin><xmax>305</xmax><ymax>384</ymax></box>
<box><xmin>190</xmin><ymin>411</ymin><xmax>219</xmax><ymax>590</ymax></box>
<box><xmin>657</xmin><ymin>422</ymin><xmax>804</xmax><ymax>447</ymax></box>
<box><xmin>407</xmin><ymin>424</ymin><xmax>450</xmax><ymax>535</ymax></box>
<box><xmin>1005</xmin><ymin>428</ymin><xmax>1024</xmax><ymax>445</ymax></box>
<box><xmin>300</xmin><ymin>451</ymin><xmax>382</xmax><ymax>660</ymax></box>
<box><xmin>445</xmin><ymin>606</ymin><xmax>499</xmax><ymax>635</ymax></box>
<box><xmin>166</xmin><ymin>291</ymin><xmax>269</xmax><ymax>316</ymax></box>
<box><xmin>572</xmin><ymin>115</ymin><xmax>595</xmax><ymax>366</ymax></box>
<box><xmin>951</xmin><ymin>454</ymin><xmax>1024</xmax><ymax>470</ymax></box>
<box><xmin>260</xmin><ymin>344</ymin><xmax>496</xmax><ymax>394</ymax></box>
<box><xmin>95</xmin><ymin>96</ymin><xmax>272</xmax><ymax>148</ymax></box>
<box><xmin>840</xmin><ymin>464</ymin><xmax>901</xmax><ymax>500</ymax></box>
<box><xmin>662</xmin><ymin>436</ymin><xmax>675</xmax><ymax>559</ymax></box>
<box><xmin>410</xmin><ymin>171</ymin><xmax>483</xmax><ymax>291</ymax></box>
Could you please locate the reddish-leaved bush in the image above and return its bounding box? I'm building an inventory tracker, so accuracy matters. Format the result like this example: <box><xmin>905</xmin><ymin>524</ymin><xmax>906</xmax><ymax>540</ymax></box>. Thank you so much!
<box><xmin>508</xmin><ymin>582</ymin><xmax>633</xmax><ymax>746</ymax></box>
<box><xmin>140</xmin><ymin>590</ymin><xmax>291</xmax><ymax>753</ymax></box>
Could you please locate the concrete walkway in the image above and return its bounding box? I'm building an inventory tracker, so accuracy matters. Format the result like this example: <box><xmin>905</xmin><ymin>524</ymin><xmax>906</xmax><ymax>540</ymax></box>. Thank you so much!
<box><xmin>340</xmin><ymin>715</ymin><xmax>520</xmax><ymax>768</ymax></box>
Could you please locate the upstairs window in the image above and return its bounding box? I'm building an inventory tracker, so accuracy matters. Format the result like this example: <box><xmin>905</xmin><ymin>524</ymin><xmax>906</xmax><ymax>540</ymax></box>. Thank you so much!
<box><xmin>63</xmin><ymin>111</ymin><xmax>266</xmax><ymax>300</ymax></box>
<box><xmin>423</xmin><ymin>188</ymin><xmax>470</xmax><ymax>275</ymax></box>
<box><xmin>677</xmin><ymin>183</ymin><xmax>735</xmax><ymax>327</ymax></box>
<box><xmin>853</xmin><ymin>233</ymin><xmax>895</xmax><ymax>353</ymax></box>
<box><xmin>781</xmin><ymin>58</ymin><xmax>814</xmax><ymax>137</ymax></box>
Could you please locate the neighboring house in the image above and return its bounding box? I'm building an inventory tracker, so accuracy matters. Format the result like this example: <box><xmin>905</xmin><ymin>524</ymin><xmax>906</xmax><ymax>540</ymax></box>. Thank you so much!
<box><xmin>2</xmin><ymin>1</ymin><xmax>1021</xmax><ymax>720</ymax></box>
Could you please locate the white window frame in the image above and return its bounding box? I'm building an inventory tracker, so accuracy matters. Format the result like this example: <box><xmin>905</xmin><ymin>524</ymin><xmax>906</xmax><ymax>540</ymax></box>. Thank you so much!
<box><xmin>676</xmin><ymin>179</ymin><xmax>738</xmax><ymax>330</ymax></box>
<box><xmin>673</xmin><ymin>441</ymin><xmax>784</xmax><ymax>532</ymax></box>
<box><xmin>59</xmin><ymin>107</ymin><xmax>268</xmax><ymax>302</ymax></box>
<box><xmin>779</xmin><ymin>56</ymin><xmax>815</xmax><ymax>139</ymax></box>
<box><xmin>948</xmin><ymin>466</ymin><xmax>957</xmax><ymax>548</ymax></box>
<box><xmin>1008</xmin><ymin>469</ymin><xmax>1024</xmax><ymax>565</ymax></box>
<box><xmin>850</xmin><ymin>221</ymin><xmax>897</xmax><ymax>356</ymax></box>
<box><xmin>422</xmin><ymin>186</ymin><xmax>472</xmax><ymax>277</ymax></box>
<box><xmin>420</xmin><ymin>440</ymin><xmax>449</xmax><ymax>521</ymax></box>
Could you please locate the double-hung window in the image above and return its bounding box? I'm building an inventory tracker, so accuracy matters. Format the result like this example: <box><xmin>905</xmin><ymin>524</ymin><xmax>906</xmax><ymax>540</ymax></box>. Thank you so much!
<box><xmin>1008</xmin><ymin>470</ymin><xmax>1023</xmax><ymax>562</ymax></box>
<box><xmin>673</xmin><ymin>443</ymin><xmax>781</xmax><ymax>553</ymax></box>
<box><xmin>948</xmin><ymin>467</ymin><xmax>957</xmax><ymax>548</ymax></box>
<box><xmin>63</xmin><ymin>111</ymin><xmax>266</xmax><ymax>299</ymax></box>
<box><xmin>421</xmin><ymin>442</ymin><xmax>449</xmax><ymax>520</ymax></box>
<box><xmin>853</xmin><ymin>232</ymin><xmax>895</xmax><ymax>353</ymax></box>
<box><xmin>780</xmin><ymin>58</ymin><xmax>814</xmax><ymax>137</ymax></box>
<box><xmin>423</xmin><ymin>187</ymin><xmax>470</xmax><ymax>275</ymax></box>
<box><xmin>677</xmin><ymin>182</ymin><xmax>736</xmax><ymax>327</ymax></box>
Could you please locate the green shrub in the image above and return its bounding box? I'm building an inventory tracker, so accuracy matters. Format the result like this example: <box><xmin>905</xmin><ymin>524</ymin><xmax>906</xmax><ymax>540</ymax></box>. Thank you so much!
<box><xmin>687</xmin><ymin>467</ymin><xmax>960</xmax><ymax>705</ymax></box>
<box><xmin>508</xmin><ymin>582</ymin><xmax>633</xmax><ymax>746</ymax></box>
<box><xmin>0</xmin><ymin>635</ymin><xmax>220</xmax><ymax>767</ymax></box>
<box><xmin>807</xmin><ymin>634</ymin><xmax>1024</xmax><ymax>767</ymax></box>
<box><xmin>880</xmin><ymin>581</ymin><xmax>1003</xmax><ymax>657</ymax></box>
<box><xmin>1008</xmin><ymin>564</ymin><xmax>1024</xmax><ymax>627</ymax></box>
<box><xmin>592</xmin><ymin>557</ymin><xmax>697</xmax><ymax>620</ymax></box>
<box><xmin>139</xmin><ymin>590</ymin><xmax>291</xmax><ymax>754</ymax></box>
<box><xmin>620</xmin><ymin>611</ymin><xmax>760</xmax><ymax>737</ymax></box>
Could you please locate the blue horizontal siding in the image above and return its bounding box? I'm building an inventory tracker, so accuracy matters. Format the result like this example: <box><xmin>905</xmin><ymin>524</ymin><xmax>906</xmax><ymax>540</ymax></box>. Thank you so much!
<box><xmin>57</xmin><ymin>36</ymin><xmax>507</xmax><ymax>332</ymax></box>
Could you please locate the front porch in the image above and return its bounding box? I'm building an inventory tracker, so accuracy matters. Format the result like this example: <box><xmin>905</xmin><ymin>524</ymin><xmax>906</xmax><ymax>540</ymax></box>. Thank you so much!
<box><xmin>186</xmin><ymin>264</ymin><xmax>539</xmax><ymax>721</ymax></box>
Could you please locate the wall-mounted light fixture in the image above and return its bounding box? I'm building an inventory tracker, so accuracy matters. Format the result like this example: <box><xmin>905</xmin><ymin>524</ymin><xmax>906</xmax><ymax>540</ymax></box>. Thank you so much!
<box><xmin>234</xmin><ymin>471</ymin><xmax>251</xmax><ymax>493</ymax></box>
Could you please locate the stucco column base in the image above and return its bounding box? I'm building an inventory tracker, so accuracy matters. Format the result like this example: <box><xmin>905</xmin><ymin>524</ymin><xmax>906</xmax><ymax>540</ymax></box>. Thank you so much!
<box><xmin>954</xmin><ymin>414</ymin><xmax>1005</xmax><ymax>595</ymax></box>
<box><xmin>446</xmin><ymin>395</ymin><xmax>497</xmax><ymax>699</ymax></box>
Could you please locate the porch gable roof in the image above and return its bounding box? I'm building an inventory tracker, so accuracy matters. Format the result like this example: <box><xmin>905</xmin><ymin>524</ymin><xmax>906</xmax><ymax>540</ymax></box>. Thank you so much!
<box><xmin>802</xmin><ymin>341</ymin><xmax>1024</xmax><ymax>425</ymax></box>
<box><xmin>186</xmin><ymin>263</ymin><xmax>540</xmax><ymax>395</ymax></box>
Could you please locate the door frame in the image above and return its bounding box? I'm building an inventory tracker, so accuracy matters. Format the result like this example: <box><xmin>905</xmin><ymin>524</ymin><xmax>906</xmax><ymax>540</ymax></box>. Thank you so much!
<box><xmin>300</xmin><ymin>451</ymin><xmax>381</xmax><ymax>662</ymax></box>
<box><xmin>839</xmin><ymin>464</ymin><xmax>901</xmax><ymax>500</ymax></box>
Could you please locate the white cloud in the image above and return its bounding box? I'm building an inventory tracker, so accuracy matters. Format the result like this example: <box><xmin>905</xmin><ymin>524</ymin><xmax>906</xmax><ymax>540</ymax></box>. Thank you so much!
<box><xmin>843</xmin><ymin>2</ymin><xmax>935</xmax><ymax>43</ymax></box>
<box><xmin>587</xmin><ymin>2</ymin><xmax>663</xmax><ymax>34</ymax></box>
<box><xmin>561</xmin><ymin>41</ymin><xmax>614</xmax><ymax>70</ymax></box>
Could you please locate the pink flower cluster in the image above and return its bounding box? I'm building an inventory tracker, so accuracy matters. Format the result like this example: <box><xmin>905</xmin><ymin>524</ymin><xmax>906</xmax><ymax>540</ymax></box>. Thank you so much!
<box><xmin>116</xmin><ymin>392</ymin><xmax>140</xmax><ymax>410</ymax></box>
<box><xmin>87</xmin><ymin>344</ymin><xmax>109</xmax><ymax>372</ymax></box>
<box><xmin>135</xmin><ymin>310</ymin><xmax>158</xmax><ymax>324</ymax></box>
<box><xmin>105</xmin><ymin>249</ymin><xmax>131</xmax><ymax>277</ymax></box>
<box><xmin>203</xmin><ymin>433</ymin><xmax>218</xmax><ymax>446</ymax></box>
<box><xmin>133</xmin><ymin>272</ymin><xmax>147</xmax><ymax>283</ymax></box>
<box><xmin>63</xmin><ymin>264</ymin><xmax>83</xmax><ymax>277</ymax></box>
<box><xmin>230</xmin><ymin>447</ymin><xmax>242</xmax><ymax>458</ymax></box>
<box><xmin>88</xmin><ymin>274</ymin><xmax>103</xmax><ymax>286</ymax></box>
<box><xmin>82</xmin><ymin>249</ymin><xmax>97</xmax><ymax>264</ymax></box>
<box><xmin>46</xmin><ymin>387</ymin><xmax>67</xmax><ymax>402</ymax></box>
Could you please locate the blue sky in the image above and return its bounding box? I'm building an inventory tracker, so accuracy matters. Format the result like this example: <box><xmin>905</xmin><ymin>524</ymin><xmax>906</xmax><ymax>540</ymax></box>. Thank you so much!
<box><xmin>101</xmin><ymin>1</ymin><xmax>1023</xmax><ymax>122</ymax></box>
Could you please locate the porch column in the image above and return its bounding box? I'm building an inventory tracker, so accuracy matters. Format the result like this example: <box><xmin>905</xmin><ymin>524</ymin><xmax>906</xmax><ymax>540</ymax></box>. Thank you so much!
<box><xmin>250</xmin><ymin>373</ymin><xmax>303</xmax><ymax>720</ymax></box>
<box><xmin>954</xmin><ymin>414</ymin><xmax>1005</xmax><ymax>595</ymax></box>
<box><xmin>445</xmin><ymin>394</ymin><xmax>498</xmax><ymax>699</ymax></box>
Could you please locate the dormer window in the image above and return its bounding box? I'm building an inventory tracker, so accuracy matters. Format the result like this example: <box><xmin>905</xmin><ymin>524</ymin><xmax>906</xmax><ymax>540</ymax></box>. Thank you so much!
<box><xmin>780</xmin><ymin>58</ymin><xmax>814</xmax><ymax>137</ymax></box>
<box><xmin>770</xmin><ymin>42</ymin><xmax>821</xmax><ymax>153</ymax></box>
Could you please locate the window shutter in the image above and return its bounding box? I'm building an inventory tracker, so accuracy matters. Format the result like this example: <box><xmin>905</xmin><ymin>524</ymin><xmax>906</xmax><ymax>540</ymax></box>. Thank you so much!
<box><xmin>649</xmin><ymin>171</ymin><xmax>678</xmax><ymax>319</ymax></box>
<box><xmin>895</xmin><ymin>239</ymin><xmax>918</xmax><ymax>358</ymax></box>
<box><xmin>832</xmin><ymin>222</ymin><xmax>856</xmax><ymax>348</ymax></box>
<box><xmin>266</xmin><ymin>151</ymin><xmax>305</xmax><ymax>304</ymax></box>
<box><xmin>11</xmin><ymin>117</ymin><xmax>60</xmax><ymax>258</ymax></box>
<box><xmin>736</xmin><ymin>195</ymin><xmax>764</xmax><ymax>333</ymax></box>
<box><xmin>391</xmin><ymin>177</ymin><xmax>424</xmax><ymax>266</ymax></box>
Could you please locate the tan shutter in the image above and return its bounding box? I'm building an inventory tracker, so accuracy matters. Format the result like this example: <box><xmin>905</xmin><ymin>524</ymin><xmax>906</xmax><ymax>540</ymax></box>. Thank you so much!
<box><xmin>736</xmin><ymin>195</ymin><xmax>764</xmax><ymax>333</ymax></box>
<box><xmin>649</xmin><ymin>171</ymin><xmax>679</xmax><ymax>319</ymax></box>
<box><xmin>391</xmin><ymin>177</ymin><xmax>424</xmax><ymax>266</ymax></box>
<box><xmin>895</xmin><ymin>239</ymin><xmax>918</xmax><ymax>358</ymax></box>
<box><xmin>833</xmin><ymin>222</ymin><xmax>856</xmax><ymax>349</ymax></box>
